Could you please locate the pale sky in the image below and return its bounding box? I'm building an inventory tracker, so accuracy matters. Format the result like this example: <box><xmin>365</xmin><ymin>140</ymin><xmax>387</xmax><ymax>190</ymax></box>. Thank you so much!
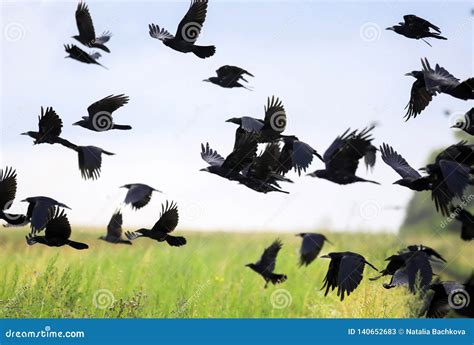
<box><xmin>1</xmin><ymin>0</ymin><xmax>472</xmax><ymax>232</ymax></box>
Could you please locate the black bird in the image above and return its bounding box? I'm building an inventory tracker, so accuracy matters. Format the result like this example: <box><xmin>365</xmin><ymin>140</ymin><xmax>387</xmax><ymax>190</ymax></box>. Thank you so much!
<box><xmin>73</xmin><ymin>2</ymin><xmax>112</xmax><ymax>52</ymax></box>
<box><xmin>277</xmin><ymin>135</ymin><xmax>324</xmax><ymax>176</ymax></box>
<box><xmin>371</xmin><ymin>251</ymin><xmax>433</xmax><ymax>292</ymax></box>
<box><xmin>121</xmin><ymin>183</ymin><xmax>162</xmax><ymax>210</ymax></box>
<box><xmin>26</xmin><ymin>208</ymin><xmax>88</xmax><ymax>250</ymax></box>
<box><xmin>22</xmin><ymin>196</ymin><xmax>70</xmax><ymax>233</ymax></box>
<box><xmin>386</xmin><ymin>15</ymin><xmax>446</xmax><ymax>46</ymax></box>
<box><xmin>62</xmin><ymin>144</ymin><xmax>115</xmax><ymax>180</ymax></box>
<box><xmin>403</xmin><ymin>244</ymin><xmax>447</xmax><ymax>263</ymax></box>
<box><xmin>21</xmin><ymin>107</ymin><xmax>76</xmax><ymax>148</ymax></box>
<box><xmin>64</xmin><ymin>44</ymin><xmax>107</xmax><ymax>69</ymax></box>
<box><xmin>0</xmin><ymin>167</ymin><xmax>28</xmax><ymax>226</ymax></box>
<box><xmin>226</xmin><ymin>96</ymin><xmax>287</xmax><ymax>143</ymax></box>
<box><xmin>451</xmin><ymin>206</ymin><xmax>474</xmax><ymax>241</ymax></box>
<box><xmin>321</xmin><ymin>251</ymin><xmax>378</xmax><ymax>301</ymax></box>
<box><xmin>451</xmin><ymin>108</ymin><xmax>474</xmax><ymax>135</ymax></box>
<box><xmin>149</xmin><ymin>0</ymin><xmax>215</xmax><ymax>59</ymax></box>
<box><xmin>73</xmin><ymin>94</ymin><xmax>131</xmax><ymax>132</ymax></box>
<box><xmin>308</xmin><ymin>127</ymin><xmax>379</xmax><ymax>185</ymax></box>
<box><xmin>245</xmin><ymin>239</ymin><xmax>287</xmax><ymax>288</ymax></box>
<box><xmin>99</xmin><ymin>211</ymin><xmax>132</xmax><ymax>245</ymax></box>
<box><xmin>204</xmin><ymin>65</ymin><xmax>254</xmax><ymax>90</ymax></box>
<box><xmin>296</xmin><ymin>233</ymin><xmax>332</xmax><ymax>267</ymax></box>
<box><xmin>405</xmin><ymin>58</ymin><xmax>473</xmax><ymax>120</ymax></box>
<box><xmin>125</xmin><ymin>201</ymin><xmax>186</xmax><ymax>247</ymax></box>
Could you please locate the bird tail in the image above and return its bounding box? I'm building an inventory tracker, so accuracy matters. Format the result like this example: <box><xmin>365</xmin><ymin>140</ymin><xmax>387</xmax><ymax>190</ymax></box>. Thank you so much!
<box><xmin>165</xmin><ymin>235</ymin><xmax>187</xmax><ymax>247</ymax></box>
<box><xmin>269</xmin><ymin>273</ymin><xmax>287</xmax><ymax>285</ymax></box>
<box><xmin>67</xmin><ymin>241</ymin><xmax>89</xmax><ymax>250</ymax></box>
<box><xmin>192</xmin><ymin>45</ymin><xmax>216</xmax><ymax>59</ymax></box>
<box><xmin>360</xmin><ymin>177</ymin><xmax>380</xmax><ymax>185</ymax></box>
<box><xmin>112</xmin><ymin>124</ymin><xmax>132</xmax><ymax>130</ymax></box>
<box><xmin>430</xmin><ymin>33</ymin><xmax>447</xmax><ymax>40</ymax></box>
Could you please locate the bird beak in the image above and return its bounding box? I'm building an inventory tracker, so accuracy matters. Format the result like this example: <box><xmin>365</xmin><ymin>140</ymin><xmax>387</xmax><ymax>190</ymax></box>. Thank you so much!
<box><xmin>202</xmin><ymin>79</ymin><xmax>210</xmax><ymax>82</ymax></box>
<box><xmin>325</xmin><ymin>239</ymin><xmax>333</xmax><ymax>245</ymax></box>
<box><xmin>20</xmin><ymin>199</ymin><xmax>27</xmax><ymax>202</ymax></box>
<box><xmin>385</xmin><ymin>27</ymin><xmax>394</xmax><ymax>31</ymax></box>
<box><xmin>320</xmin><ymin>254</ymin><xmax>330</xmax><ymax>259</ymax></box>
<box><xmin>404</xmin><ymin>72</ymin><xmax>414</xmax><ymax>77</ymax></box>
<box><xmin>20</xmin><ymin>132</ymin><xmax>28</xmax><ymax>135</ymax></box>
<box><xmin>72</xmin><ymin>121</ymin><xmax>80</xmax><ymax>126</ymax></box>
<box><xmin>200</xmin><ymin>168</ymin><xmax>209</xmax><ymax>172</ymax></box>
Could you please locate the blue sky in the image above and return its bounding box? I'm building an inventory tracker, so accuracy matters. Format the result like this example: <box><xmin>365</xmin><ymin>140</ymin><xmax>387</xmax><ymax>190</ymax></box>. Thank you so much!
<box><xmin>1</xmin><ymin>0</ymin><xmax>472</xmax><ymax>232</ymax></box>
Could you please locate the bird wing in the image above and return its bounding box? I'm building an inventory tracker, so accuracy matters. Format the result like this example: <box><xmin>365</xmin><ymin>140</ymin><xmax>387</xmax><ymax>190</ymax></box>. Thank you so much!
<box><xmin>247</xmin><ymin>142</ymin><xmax>281</xmax><ymax>180</ymax></box>
<box><xmin>44</xmin><ymin>208</ymin><xmax>71</xmax><ymax>240</ymax></box>
<box><xmin>404</xmin><ymin>252</ymin><xmax>433</xmax><ymax>292</ymax></box>
<box><xmin>291</xmin><ymin>140</ymin><xmax>318</xmax><ymax>175</ymax></box>
<box><xmin>107</xmin><ymin>211</ymin><xmax>123</xmax><ymax>238</ymax></box>
<box><xmin>94</xmin><ymin>31</ymin><xmax>112</xmax><ymax>44</ymax></box>
<box><xmin>459</xmin><ymin>209</ymin><xmax>474</xmax><ymax>241</ymax></box>
<box><xmin>380</xmin><ymin>143</ymin><xmax>421</xmax><ymax>179</ymax></box>
<box><xmin>87</xmin><ymin>94</ymin><xmax>129</xmax><ymax>117</ymax></box>
<box><xmin>216</xmin><ymin>65</ymin><xmax>253</xmax><ymax>78</ymax></box>
<box><xmin>426</xmin><ymin>282</ymin><xmax>465</xmax><ymax>318</ymax></box>
<box><xmin>300</xmin><ymin>234</ymin><xmax>324</xmax><ymax>265</ymax></box>
<box><xmin>239</xmin><ymin>117</ymin><xmax>265</xmax><ymax>133</ymax></box>
<box><xmin>438</xmin><ymin>160</ymin><xmax>470</xmax><ymax>198</ymax></box>
<box><xmin>257</xmin><ymin>239</ymin><xmax>283</xmax><ymax>274</ymax></box>
<box><xmin>151</xmin><ymin>201</ymin><xmax>179</xmax><ymax>234</ymax></box>
<box><xmin>421</xmin><ymin>58</ymin><xmax>460</xmax><ymax>93</ymax></box>
<box><xmin>336</xmin><ymin>254</ymin><xmax>365</xmax><ymax>301</ymax></box>
<box><xmin>149</xmin><ymin>24</ymin><xmax>174</xmax><ymax>41</ymax></box>
<box><xmin>403</xmin><ymin>15</ymin><xmax>441</xmax><ymax>33</ymax></box>
<box><xmin>466</xmin><ymin>108</ymin><xmax>474</xmax><ymax>125</ymax></box>
<box><xmin>404</xmin><ymin>77</ymin><xmax>433</xmax><ymax>120</ymax></box>
<box><xmin>222</xmin><ymin>132</ymin><xmax>258</xmax><ymax>172</ymax></box>
<box><xmin>201</xmin><ymin>143</ymin><xmax>225</xmax><ymax>167</ymax></box>
<box><xmin>38</xmin><ymin>107</ymin><xmax>63</xmax><ymax>138</ymax></box>
<box><xmin>175</xmin><ymin>0</ymin><xmax>208</xmax><ymax>42</ymax></box>
<box><xmin>263</xmin><ymin>96</ymin><xmax>286</xmax><ymax>133</ymax></box>
<box><xmin>78</xmin><ymin>146</ymin><xmax>113</xmax><ymax>180</ymax></box>
<box><xmin>75</xmin><ymin>2</ymin><xmax>96</xmax><ymax>41</ymax></box>
<box><xmin>0</xmin><ymin>167</ymin><xmax>17</xmax><ymax>211</ymax></box>
<box><xmin>30</xmin><ymin>200</ymin><xmax>57</xmax><ymax>233</ymax></box>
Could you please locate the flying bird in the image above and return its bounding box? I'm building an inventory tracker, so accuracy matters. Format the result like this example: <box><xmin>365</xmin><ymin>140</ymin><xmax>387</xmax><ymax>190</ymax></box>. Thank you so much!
<box><xmin>26</xmin><ymin>208</ymin><xmax>88</xmax><ymax>250</ymax></box>
<box><xmin>451</xmin><ymin>206</ymin><xmax>474</xmax><ymax>241</ymax></box>
<box><xmin>245</xmin><ymin>239</ymin><xmax>287</xmax><ymax>288</ymax></box>
<box><xmin>64</xmin><ymin>44</ymin><xmax>107</xmax><ymax>69</ymax></box>
<box><xmin>73</xmin><ymin>94</ymin><xmax>131</xmax><ymax>132</ymax></box>
<box><xmin>73</xmin><ymin>2</ymin><xmax>112</xmax><ymax>52</ymax></box>
<box><xmin>99</xmin><ymin>211</ymin><xmax>132</xmax><ymax>245</ymax></box>
<box><xmin>204</xmin><ymin>65</ymin><xmax>254</xmax><ymax>90</ymax></box>
<box><xmin>277</xmin><ymin>135</ymin><xmax>324</xmax><ymax>176</ymax></box>
<box><xmin>121</xmin><ymin>183</ymin><xmax>162</xmax><ymax>210</ymax></box>
<box><xmin>22</xmin><ymin>197</ymin><xmax>70</xmax><ymax>233</ymax></box>
<box><xmin>450</xmin><ymin>108</ymin><xmax>474</xmax><ymax>135</ymax></box>
<box><xmin>125</xmin><ymin>201</ymin><xmax>186</xmax><ymax>247</ymax></box>
<box><xmin>296</xmin><ymin>233</ymin><xmax>332</xmax><ymax>267</ymax></box>
<box><xmin>402</xmin><ymin>244</ymin><xmax>447</xmax><ymax>263</ymax></box>
<box><xmin>148</xmin><ymin>0</ymin><xmax>215</xmax><ymax>59</ymax></box>
<box><xmin>0</xmin><ymin>167</ymin><xmax>28</xmax><ymax>226</ymax></box>
<box><xmin>321</xmin><ymin>251</ymin><xmax>378</xmax><ymax>301</ymax></box>
<box><xmin>386</xmin><ymin>15</ymin><xmax>446</xmax><ymax>46</ymax></box>
<box><xmin>308</xmin><ymin>127</ymin><xmax>379</xmax><ymax>185</ymax></box>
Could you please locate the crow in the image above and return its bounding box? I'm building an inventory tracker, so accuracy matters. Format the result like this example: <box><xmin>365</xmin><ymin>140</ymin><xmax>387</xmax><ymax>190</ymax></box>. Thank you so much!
<box><xmin>63</xmin><ymin>144</ymin><xmax>115</xmax><ymax>180</ymax></box>
<box><xmin>73</xmin><ymin>94</ymin><xmax>131</xmax><ymax>132</ymax></box>
<box><xmin>148</xmin><ymin>0</ymin><xmax>215</xmax><ymax>59</ymax></box>
<box><xmin>0</xmin><ymin>167</ymin><xmax>28</xmax><ymax>226</ymax></box>
<box><xmin>450</xmin><ymin>108</ymin><xmax>474</xmax><ymax>135</ymax></box>
<box><xmin>121</xmin><ymin>183</ymin><xmax>162</xmax><ymax>210</ymax></box>
<box><xmin>296</xmin><ymin>233</ymin><xmax>332</xmax><ymax>267</ymax></box>
<box><xmin>245</xmin><ymin>239</ymin><xmax>287</xmax><ymax>288</ymax></box>
<box><xmin>308</xmin><ymin>127</ymin><xmax>379</xmax><ymax>185</ymax></box>
<box><xmin>386</xmin><ymin>15</ymin><xmax>446</xmax><ymax>46</ymax></box>
<box><xmin>64</xmin><ymin>44</ymin><xmax>107</xmax><ymax>69</ymax></box>
<box><xmin>450</xmin><ymin>206</ymin><xmax>474</xmax><ymax>241</ymax></box>
<box><xmin>371</xmin><ymin>251</ymin><xmax>433</xmax><ymax>292</ymax></box>
<box><xmin>73</xmin><ymin>2</ymin><xmax>112</xmax><ymax>52</ymax></box>
<box><xmin>99</xmin><ymin>211</ymin><xmax>132</xmax><ymax>245</ymax></box>
<box><xmin>404</xmin><ymin>70</ymin><xmax>433</xmax><ymax>120</ymax></box>
<box><xmin>402</xmin><ymin>244</ymin><xmax>447</xmax><ymax>263</ymax></box>
<box><xmin>22</xmin><ymin>196</ymin><xmax>70</xmax><ymax>233</ymax></box>
<box><xmin>277</xmin><ymin>135</ymin><xmax>324</xmax><ymax>176</ymax></box>
<box><xmin>204</xmin><ymin>65</ymin><xmax>254</xmax><ymax>90</ymax></box>
<box><xmin>26</xmin><ymin>208</ymin><xmax>88</xmax><ymax>250</ymax></box>
<box><xmin>321</xmin><ymin>251</ymin><xmax>378</xmax><ymax>301</ymax></box>
<box><xmin>125</xmin><ymin>201</ymin><xmax>186</xmax><ymax>247</ymax></box>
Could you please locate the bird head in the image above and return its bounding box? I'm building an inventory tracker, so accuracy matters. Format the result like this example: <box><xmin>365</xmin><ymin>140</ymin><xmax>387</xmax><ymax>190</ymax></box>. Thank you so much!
<box><xmin>72</xmin><ymin>119</ymin><xmax>87</xmax><ymax>127</ymax></box>
<box><xmin>120</xmin><ymin>184</ymin><xmax>132</xmax><ymax>189</ymax></box>
<box><xmin>295</xmin><ymin>233</ymin><xmax>306</xmax><ymax>237</ymax></box>
<box><xmin>307</xmin><ymin>170</ymin><xmax>326</xmax><ymax>178</ymax></box>
<box><xmin>199</xmin><ymin>167</ymin><xmax>210</xmax><ymax>173</ymax></box>
<box><xmin>320</xmin><ymin>254</ymin><xmax>331</xmax><ymax>259</ymax></box>
<box><xmin>393</xmin><ymin>179</ymin><xmax>409</xmax><ymax>187</ymax></box>
<box><xmin>225</xmin><ymin>117</ymin><xmax>241</xmax><ymax>125</ymax></box>
<box><xmin>98</xmin><ymin>236</ymin><xmax>106</xmax><ymax>241</ymax></box>
<box><xmin>451</xmin><ymin>121</ymin><xmax>465</xmax><ymax>129</ymax></box>
<box><xmin>385</xmin><ymin>26</ymin><xmax>395</xmax><ymax>31</ymax></box>
<box><xmin>245</xmin><ymin>263</ymin><xmax>256</xmax><ymax>270</ymax></box>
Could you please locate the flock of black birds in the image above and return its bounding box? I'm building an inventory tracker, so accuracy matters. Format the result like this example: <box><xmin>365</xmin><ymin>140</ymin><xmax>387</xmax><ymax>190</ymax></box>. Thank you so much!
<box><xmin>1</xmin><ymin>1</ymin><xmax>473</xmax><ymax>318</ymax></box>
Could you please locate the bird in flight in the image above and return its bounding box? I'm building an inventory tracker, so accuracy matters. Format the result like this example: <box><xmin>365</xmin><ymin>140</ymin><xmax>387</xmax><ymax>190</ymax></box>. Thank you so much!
<box><xmin>73</xmin><ymin>2</ymin><xmax>112</xmax><ymax>53</ymax></box>
<box><xmin>296</xmin><ymin>233</ymin><xmax>332</xmax><ymax>267</ymax></box>
<box><xmin>22</xmin><ymin>196</ymin><xmax>70</xmax><ymax>233</ymax></box>
<box><xmin>386</xmin><ymin>15</ymin><xmax>446</xmax><ymax>46</ymax></box>
<box><xmin>204</xmin><ymin>65</ymin><xmax>254</xmax><ymax>90</ymax></box>
<box><xmin>308</xmin><ymin>127</ymin><xmax>379</xmax><ymax>185</ymax></box>
<box><xmin>321</xmin><ymin>251</ymin><xmax>378</xmax><ymax>301</ymax></box>
<box><xmin>125</xmin><ymin>201</ymin><xmax>186</xmax><ymax>247</ymax></box>
<box><xmin>99</xmin><ymin>211</ymin><xmax>132</xmax><ymax>245</ymax></box>
<box><xmin>64</xmin><ymin>44</ymin><xmax>107</xmax><ymax>69</ymax></box>
<box><xmin>73</xmin><ymin>94</ymin><xmax>131</xmax><ymax>132</ymax></box>
<box><xmin>26</xmin><ymin>208</ymin><xmax>88</xmax><ymax>250</ymax></box>
<box><xmin>149</xmin><ymin>0</ymin><xmax>216</xmax><ymax>59</ymax></box>
<box><xmin>121</xmin><ymin>183</ymin><xmax>162</xmax><ymax>210</ymax></box>
<box><xmin>246</xmin><ymin>239</ymin><xmax>287</xmax><ymax>288</ymax></box>
<box><xmin>450</xmin><ymin>206</ymin><xmax>474</xmax><ymax>241</ymax></box>
<box><xmin>450</xmin><ymin>108</ymin><xmax>474</xmax><ymax>135</ymax></box>
<box><xmin>0</xmin><ymin>167</ymin><xmax>28</xmax><ymax>227</ymax></box>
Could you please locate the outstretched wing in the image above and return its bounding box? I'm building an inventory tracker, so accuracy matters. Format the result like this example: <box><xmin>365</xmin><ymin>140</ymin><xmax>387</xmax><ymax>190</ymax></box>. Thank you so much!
<box><xmin>94</xmin><ymin>31</ymin><xmax>112</xmax><ymax>44</ymax></box>
<box><xmin>403</xmin><ymin>15</ymin><xmax>441</xmax><ymax>33</ymax></box>
<box><xmin>404</xmin><ymin>252</ymin><xmax>433</xmax><ymax>292</ymax></box>
<box><xmin>175</xmin><ymin>0</ymin><xmax>209</xmax><ymax>42</ymax></box>
<box><xmin>201</xmin><ymin>143</ymin><xmax>225</xmax><ymax>167</ymax></box>
<box><xmin>38</xmin><ymin>107</ymin><xmax>62</xmax><ymax>138</ymax></box>
<box><xmin>421</xmin><ymin>58</ymin><xmax>460</xmax><ymax>93</ymax></box>
<box><xmin>257</xmin><ymin>239</ymin><xmax>283</xmax><ymax>274</ymax></box>
<box><xmin>300</xmin><ymin>234</ymin><xmax>325</xmax><ymax>266</ymax></box>
<box><xmin>87</xmin><ymin>94</ymin><xmax>129</xmax><ymax>117</ymax></box>
<box><xmin>263</xmin><ymin>96</ymin><xmax>286</xmax><ymax>133</ymax></box>
<box><xmin>336</xmin><ymin>254</ymin><xmax>366</xmax><ymax>301</ymax></box>
<box><xmin>0</xmin><ymin>167</ymin><xmax>17</xmax><ymax>211</ymax></box>
<box><xmin>44</xmin><ymin>208</ymin><xmax>71</xmax><ymax>240</ymax></box>
<box><xmin>78</xmin><ymin>146</ymin><xmax>114</xmax><ymax>180</ymax></box>
<box><xmin>75</xmin><ymin>2</ymin><xmax>96</xmax><ymax>41</ymax></box>
<box><xmin>216</xmin><ymin>65</ymin><xmax>253</xmax><ymax>79</ymax></box>
<box><xmin>222</xmin><ymin>132</ymin><xmax>258</xmax><ymax>172</ymax></box>
<box><xmin>404</xmin><ymin>77</ymin><xmax>433</xmax><ymax>120</ymax></box>
<box><xmin>151</xmin><ymin>201</ymin><xmax>179</xmax><ymax>234</ymax></box>
<box><xmin>149</xmin><ymin>24</ymin><xmax>174</xmax><ymax>41</ymax></box>
<box><xmin>380</xmin><ymin>143</ymin><xmax>422</xmax><ymax>179</ymax></box>
<box><xmin>107</xmin><ymin>211</ymin><xmax>123</xmax><ymax>238</ymax></box>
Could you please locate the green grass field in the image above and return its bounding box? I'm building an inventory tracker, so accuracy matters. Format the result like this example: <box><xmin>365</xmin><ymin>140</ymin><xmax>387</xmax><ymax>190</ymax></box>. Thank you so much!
<box><xmin>0</xmin><ymin>228</ymin><xmax>472</xmax><ymax>318</ymax></box>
